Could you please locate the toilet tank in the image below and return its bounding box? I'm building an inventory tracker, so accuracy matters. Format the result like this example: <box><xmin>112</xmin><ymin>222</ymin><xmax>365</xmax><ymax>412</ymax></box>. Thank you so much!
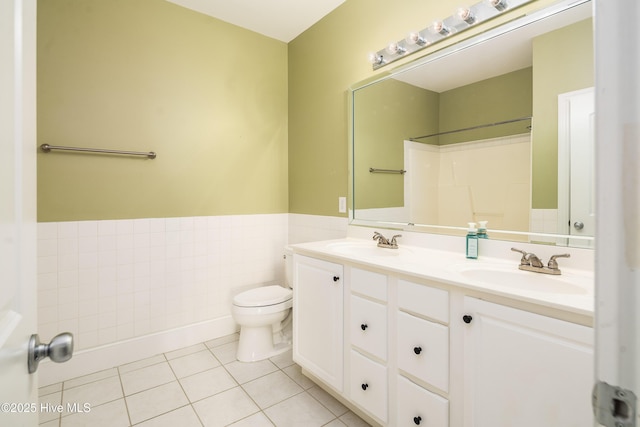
<box><xmin>284</xmin><ymin>246</ymin><xmax>294</xmax><ymax>288</ymax></box>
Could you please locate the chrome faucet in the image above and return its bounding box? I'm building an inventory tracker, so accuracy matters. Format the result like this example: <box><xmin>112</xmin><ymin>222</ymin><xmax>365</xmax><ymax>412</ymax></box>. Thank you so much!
<box><xmin>373</xmin><ymin>232</ymin><xmax>401</xmax><ymax>249</ymax></box>
<box><xmin>511</xmin><ymin>248</ymin><xmax>570</xmax><ymax>275</ymax></box>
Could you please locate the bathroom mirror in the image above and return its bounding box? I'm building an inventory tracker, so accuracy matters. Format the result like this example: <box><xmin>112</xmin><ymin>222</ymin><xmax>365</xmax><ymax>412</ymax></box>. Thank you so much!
<box><xmin>350</xmin><ymin>0</ymin><xmax>594</xmax><ymax>247</ymax></box>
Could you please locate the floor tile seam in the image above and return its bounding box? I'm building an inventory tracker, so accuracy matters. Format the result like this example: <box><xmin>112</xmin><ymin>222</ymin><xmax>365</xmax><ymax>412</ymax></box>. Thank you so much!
<box><xmin>279</xmin><ymin>363</ymin><xmax>313</xmax><ymax>389</ymax></box>
<box><xmin>117</xmin><ymin>353</ymin><xmax>168</xmax><ymax>376</ymax></box>
<box><xmin>58</xmin><ymin>394</ymin><xmax>125</xmax><ymax>419</ymax></box>
<box><xmin>228</xmin><ymin>409</ymin><xmax>276</xmax><ymax>427</ymax></box>
<box><xmin>219</xmin><ymin>360</ymin><xmax>279</xmax><ymax>385</ymax></box>
<box><xmin>304</xmin><ymin>387</ymin><xmax>350</xmax><ymax>419</ymax></box>
<box><xmin>163</xmin><ymin>343</ymin><xmax>210</xmax><ymax>361</ymax></box>
<box><xmin>128</xmin><ymin>402</ymin><xmax>196</xmax><ymax>427</ymax></box>
<box><xmin>117</xmin><ymin>366</ymin><xmax>134</xmax><ymax>427</ymax></box>
<box><xmin>122</xmin><ymin>377</ymin><xmax>180</xmax><ymax>399</ymax></box>
<box><xmin>38</xmin><ymin>385</ymin><xmax>63</xmax><ymax>398</ymax></box>
<box><xmin>62</xmin><ymin>368</ymin><xmax>119</xmax><ymax>390</ymax></box>
<box><xmin>183</xmin><ymin>381</ymin><xmax>242</xmax><ymax>406</ymax></box>
<box><xmin>247</xmin><ymin>387</ymin><xmax>308</xmax><ymax>412</ymax></box>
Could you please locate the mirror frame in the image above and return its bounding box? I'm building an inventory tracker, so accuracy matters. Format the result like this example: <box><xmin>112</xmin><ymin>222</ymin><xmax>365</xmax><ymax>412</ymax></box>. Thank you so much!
<box><xmin>348</xmin><ymin>0</ymin><xmax>594</xmax><ymax>247</ymax></box>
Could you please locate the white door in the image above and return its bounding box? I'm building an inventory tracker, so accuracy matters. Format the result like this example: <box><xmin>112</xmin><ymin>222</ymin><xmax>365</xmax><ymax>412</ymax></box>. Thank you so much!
<box><xmin>0</xmin><ymin>0</ymin><xmax>39</xmax><ymax>425</ymax></box>
<box><xmin>558</xmin><ymin>87</ymin><xmax>595</xmax><ymax>247</ymax></box>
<box><xmin>593</xmin><ymin>1</ymin><xmax>640</xmax><ymax>426</ymax></box>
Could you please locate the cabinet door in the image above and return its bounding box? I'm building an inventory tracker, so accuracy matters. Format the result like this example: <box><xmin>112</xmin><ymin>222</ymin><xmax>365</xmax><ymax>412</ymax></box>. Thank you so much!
<box><xmin>462</xmin><ymin>297</ymin><xmax>593</xmax><ymax>427</ymax></box>
<box><xmin>293</xmin><ymin>255</ymin><xmax>344</xmax><ymax>392</ymax></box>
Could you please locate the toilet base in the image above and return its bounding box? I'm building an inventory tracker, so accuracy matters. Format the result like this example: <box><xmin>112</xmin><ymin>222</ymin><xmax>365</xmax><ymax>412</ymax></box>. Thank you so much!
<box><xmin>236</xmin><ymin>325</ymin><xmax>291</xmax><ymax>362</ymax></box>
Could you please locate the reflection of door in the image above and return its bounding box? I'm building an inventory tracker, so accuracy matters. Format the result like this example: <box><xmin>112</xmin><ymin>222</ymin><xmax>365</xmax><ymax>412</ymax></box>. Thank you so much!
<box><xmin>0</xmin><ymin>0</ymin><xmax>38</xmax><ymax>424</ymax></box>
<box><xmin>557</xmin><ymin>87</ymin><xmax>595</xmax><ymax>247</ymax></box>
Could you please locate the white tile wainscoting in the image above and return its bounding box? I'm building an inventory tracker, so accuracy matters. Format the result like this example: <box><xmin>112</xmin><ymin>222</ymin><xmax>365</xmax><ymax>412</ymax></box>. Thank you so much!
<box><xmin>37</xmin><ymin>214</ymin><xmax>348</xmax><ymax>385</ymax></box>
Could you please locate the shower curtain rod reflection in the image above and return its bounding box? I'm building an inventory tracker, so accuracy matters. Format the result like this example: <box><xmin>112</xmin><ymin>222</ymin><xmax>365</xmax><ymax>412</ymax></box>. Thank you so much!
<box><xmin>409</xmin><ymin>116</ymin><xmax>532</xmax><ymax>141</ymax></box>
<box><xmin>40</xmin><ymin>144</ymin><xmax>156</xmax><ymax>159</ymax></box>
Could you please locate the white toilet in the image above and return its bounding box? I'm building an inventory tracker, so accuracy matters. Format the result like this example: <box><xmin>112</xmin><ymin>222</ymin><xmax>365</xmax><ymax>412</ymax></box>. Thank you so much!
<box><xmin>231</xmin><ymin>247</ymin><xmax>294</xmax><ymax>362</ymax></box>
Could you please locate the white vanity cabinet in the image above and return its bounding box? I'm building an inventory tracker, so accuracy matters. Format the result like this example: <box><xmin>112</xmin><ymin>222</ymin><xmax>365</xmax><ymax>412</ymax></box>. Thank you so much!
<box><xmin>462</xmin><ymin>297</ymin><xmax>594</xmax><ymax>427</ymax></box>
<box><xmin>292</xmin><ymin>249</ymin><xmax>593</xmax><ymax>427</ymax></box>
<box><xmin>293</xmin><ymin>255</ymin><xmax>344</xmax><ymax>392</ymax></box>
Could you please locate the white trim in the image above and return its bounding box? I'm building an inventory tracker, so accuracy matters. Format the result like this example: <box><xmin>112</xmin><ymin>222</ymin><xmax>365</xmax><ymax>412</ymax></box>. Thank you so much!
<box><xmin>38</xmin><ymin>315</ymin><xmax>238</xmax><ymax>386</ymax></box>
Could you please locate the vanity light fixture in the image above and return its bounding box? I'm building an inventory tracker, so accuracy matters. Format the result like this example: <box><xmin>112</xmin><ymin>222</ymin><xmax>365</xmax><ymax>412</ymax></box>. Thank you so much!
<box><xmin>406</xmin><ymin>31</ymin><xmax>428</xmax><ymax>46</ymax></box>
<box><xmin>386</xmin><ymin>42</ymin><xmax>407</xmax><ymax>55</ymax></box>
<box><xmin>456</xmin><ymin>7</ymin><xmax>476</xmax><ymax>24</ymax></box>
<box><xmin>486</xmin><ymin>0</ymin><xmax>509</xmax><ymax>11</ymax></box>
<box><xmin>368</xmin><ymin>0</ymin><xmax>533</xmax><ymax>70</ymax></box>
<box><xmin>368</xmin><ymin>52</ymin><xmax>385</xmax><ymax>66</ymax></box>
<box><xmin>429</xmin><ymin>20</ymin><xmax>451</xmax><ymax>36</ymax></box>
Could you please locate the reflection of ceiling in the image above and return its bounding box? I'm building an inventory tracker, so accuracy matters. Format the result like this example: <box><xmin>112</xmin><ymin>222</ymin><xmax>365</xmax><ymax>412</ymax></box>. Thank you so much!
<box><xmin>165</xmin><ymin>0</ymin><xmax>346</xmax><ymax>43</ymax></box>
<box><xmin>394</xmin><ymin>2</ymin><xmax>592</xmax><ymax>93</ymax></box>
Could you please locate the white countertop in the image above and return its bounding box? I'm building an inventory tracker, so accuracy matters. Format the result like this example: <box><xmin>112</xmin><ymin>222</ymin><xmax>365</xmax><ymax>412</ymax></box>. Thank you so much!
<box><xmin>291</xmin><ymin>237</ymin><xmax>594</xmax><ymax>319</ymax></box>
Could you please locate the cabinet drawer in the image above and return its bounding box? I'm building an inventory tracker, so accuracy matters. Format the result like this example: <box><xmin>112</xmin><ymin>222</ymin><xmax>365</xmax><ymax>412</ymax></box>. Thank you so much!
<box><xmin>350</xmin><ymin>295</ymin><xmax>387</xmax><ymax>360</ymax></box>
<box><xmin>351</xmin><ymin>267</ymin><xmax>387</xmax><ymax>301</ymax></box>
<box><xmin>397</xmin><ymin>376</ymin><xmax>449</xmax><ymax>427</ymax></box>
<box><xmin>398</xmin><ymin>279</ymin><xmax>449</xmax><ymax>323</ymax></box>
<box><xmin>397</xmin><ymin>311</ymin><xmax>449</xmax><ymax>392</ymax></box>
<box><xmin>350</xmin><ymin>350</ymin><xmax>388</xmax><ymax>423</ymax></box>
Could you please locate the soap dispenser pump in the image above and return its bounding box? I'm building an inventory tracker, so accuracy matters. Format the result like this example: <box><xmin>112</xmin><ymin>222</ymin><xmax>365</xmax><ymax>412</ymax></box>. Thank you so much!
<box><xmin>466</xmin><ymin>222</ymin><xmax>478</xmax><ymax>259</ymax></box>
<box><xmin>478</xmin><ymin>221</ymin><xmax>488</xmax><ymax>239</ymax></box>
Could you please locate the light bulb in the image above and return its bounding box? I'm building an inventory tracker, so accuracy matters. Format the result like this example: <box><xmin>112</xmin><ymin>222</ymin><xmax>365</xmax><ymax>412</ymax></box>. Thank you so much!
<box><xmin>385</xmin><ymin>42</ymin><xmax>406</xmax><ymax>55</ymax></box>
<box><xmin>405</xmin><ymin>31</ymin><xmax>427</xmax><ymax>46</ymax></box>
<box><xmin>368</xmin><ymin>52</ymin><xmax>384</xmax><ymax>65</ymax></box>
<box><xmin>485</xmin><ymin>0</ymin><xmax>508</xmax><ymax>11</ymax></box>
<box><xmin>456</xmin><ymin>7</ymin><xmax>476</xmax><ymax>24</ymax></box>
<box><xmin>429</xmin><ymin>20</ymin><xmax>450</xmax><ymax>36</ymax></box>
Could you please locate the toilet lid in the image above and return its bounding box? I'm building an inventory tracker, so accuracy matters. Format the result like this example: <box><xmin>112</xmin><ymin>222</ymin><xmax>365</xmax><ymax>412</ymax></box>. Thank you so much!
<box><xmin>233</xmin><ymin>285</ymin><xmax>293</xmax><ymax>307</ymax></box>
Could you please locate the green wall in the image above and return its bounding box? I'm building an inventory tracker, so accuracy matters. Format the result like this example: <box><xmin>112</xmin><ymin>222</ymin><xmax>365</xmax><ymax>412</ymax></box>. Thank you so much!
<box><xmin>37</xmin><ymin>0</ymin><xmax>288</xmax><ymax>221</ymax></box>
<box><xmin>288</xmin><ymin>0</ymin><xmax>557</xmax><ymax>217</ymax></box>
<box><xmin>438</xmin><ymin>67</ymin><xmax>533</xmax><ymax>145</ymax></box>
<box><xmin>531</xmin><ymin>18</ymin><xmax>594</xmax><ymax>209</ymax></box>
<box><xmin>353</xmin><ymin>79</ymin><xmax>439</xmax><ymax>209</ymax></box>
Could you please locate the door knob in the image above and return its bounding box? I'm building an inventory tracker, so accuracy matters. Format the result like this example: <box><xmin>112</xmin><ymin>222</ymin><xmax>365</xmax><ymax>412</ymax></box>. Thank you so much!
<box><xmin>463</xmin><ymin>315</ymin><xmax>473</xmax><ymax>324</ymax></box>
<box><xmin>574</xmin><ymin>221</ymin><xmax>584</xmax><ymax>230</ymax></box>
<box><xmin>28</xmin><ymin>332</ymin><xmax>74</xmax><ymax>374</ymax></box>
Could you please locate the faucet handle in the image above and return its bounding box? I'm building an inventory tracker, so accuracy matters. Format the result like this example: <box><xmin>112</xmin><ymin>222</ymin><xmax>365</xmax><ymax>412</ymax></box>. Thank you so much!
<box><xmin>390</xmin><ymin>235</ymin><xmax>402</xmax><ymax>245</ymax></box>
<box><xmin>548</xmin><ymin>253</ymin><xmax>571</xmax><ymax>270</ymax></box>
<box><xmin>511</xmin><ymin>248</ymin><xmax>530</xmax><ymax>265</ymax></box>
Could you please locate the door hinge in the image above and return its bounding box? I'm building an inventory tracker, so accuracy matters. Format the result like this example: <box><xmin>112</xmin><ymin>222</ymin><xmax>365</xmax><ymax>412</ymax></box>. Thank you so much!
<box><xmin>592</xmin><ymin>381</ymin><xmax>637</xmax><ymax>427</ymax></box>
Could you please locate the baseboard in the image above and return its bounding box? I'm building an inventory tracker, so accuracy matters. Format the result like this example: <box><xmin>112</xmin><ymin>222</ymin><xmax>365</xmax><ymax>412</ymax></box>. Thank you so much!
<box><xmin>38</xmin><ymin>316</ymin><xmax>238</xmax><ymax>386</ymax></box>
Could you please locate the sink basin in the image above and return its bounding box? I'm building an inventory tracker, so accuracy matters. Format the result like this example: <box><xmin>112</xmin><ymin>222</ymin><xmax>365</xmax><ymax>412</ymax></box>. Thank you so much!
<box><xmin>326</xmin><ymin>241</ymin><xmax>411</xmax><ymax>257</ymax></box>
<box><xmin>455</xmin><ymin>265</ymin><xmax>591</xmax><ymax>295</ymax></box>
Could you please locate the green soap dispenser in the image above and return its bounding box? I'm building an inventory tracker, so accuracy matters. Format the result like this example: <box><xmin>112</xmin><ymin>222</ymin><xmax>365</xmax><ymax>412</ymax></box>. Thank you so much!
<box><xmin>478</xmin><ymin>221</ymin><xmax>488</xmax><ymax>239</ymax></box>
<box><xmin>466</xmin><ymin>222</ymin><xmax>478</xmax><ymax>259</ymax></box>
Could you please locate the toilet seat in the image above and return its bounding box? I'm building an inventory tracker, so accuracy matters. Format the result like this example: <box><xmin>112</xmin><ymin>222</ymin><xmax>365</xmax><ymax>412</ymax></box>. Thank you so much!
<box><xmin>233</xmin><ymin>285</ymin><xmax>292</xmax><ymax>307</ymax></box>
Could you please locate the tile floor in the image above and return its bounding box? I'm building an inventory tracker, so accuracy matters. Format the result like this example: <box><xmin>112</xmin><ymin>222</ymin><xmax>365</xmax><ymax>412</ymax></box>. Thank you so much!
<box><xmin>38</xmin><ymin>333</ymin><xmax>370</xmax><ymax>427</ymax></box>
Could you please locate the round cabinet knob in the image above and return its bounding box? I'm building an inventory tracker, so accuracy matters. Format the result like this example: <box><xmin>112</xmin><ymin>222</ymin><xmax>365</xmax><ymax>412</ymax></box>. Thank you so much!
<box><xmin>361</xmin><ymin>324</ymin><xmax>368</xmax><ymax>331</ymax></box>
<box><xmin>574</xmin><ymin>221</ymin><xmax>584</xmax><ymax>230</ymax></box>
<box><xmin>463</xmin><ymin>315</ymin><xmax>473</xmax><ymax>324</ymax></box>
<box><xmin>361</xmin><ymin>383</ymin><xmax>368</xmax><ymax>391</ymax></box>
<box><xmin>414</xmin><ymin>416</ymin><xmax>422</xmax><ymax>425</ymax></box>
<box><xmin>413</xmin><ymin>346</ymin><xmax>422</xmax><ymax>355</ymax></box>
<box><xmin>333</xmin><ymin>276</ymin><xmax>340</xmax><ymax>282</ymax></box>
